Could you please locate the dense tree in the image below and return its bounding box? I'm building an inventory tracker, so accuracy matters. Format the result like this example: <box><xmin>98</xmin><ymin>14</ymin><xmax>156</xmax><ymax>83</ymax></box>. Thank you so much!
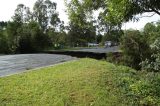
<box><xmin>33</xmin><ymin>0</ymin><xmax>57</xmax><ymax>32</ymax></box>
<box><xmin>65</xmin><ymin>0</ymin><xmax>96</xmax><ymax>46</ymax></box>
<box><xmin>6</xmin><ymin>21</ymin><xmax>21</xmax><ymax>53</ymax></box>
<box><xmin>95</xmin><ymin>0</ymin><xmax>160</xmax><ymax>26</ymax></box>
<box><xmin>69</xmin><ymin>0</ymin><xmax>160</xmax><ymax>25</ymax></box>
<box><xmin>12</xmin><ymin>4</ymin><xmax>33</xmax><ymax>24</ymax></box>
<box><xmin>96</xmin><ymin>34</ymin><xmax>103</xmax><ymax>43</ymax></box>
<box><xmin>123</xmin><ymin>0</ymin><xmax>160</xmax><ymax>20</ymax></box>
<box><xmin>121</xmin><ymin>30</ymin><xmax>151</xmax><ymax>69</ymax></box>
<box><xmin>142</xmin><ymin>38</ymin><xmax>160</xmax><ymax>72</ymax></box>
<box><xmin>8</xmin><ymin>4</ymin><xmax>32</xmax><ymax>53</ymax></box>
<box><xmin>143</xmin><ymin>23</ymin><xmax>158</xmax><ymax>44</ymax></box>
<box><xmin>0</xmin><ymin>28</ymin><xmax>10</xmax><ymax>53</ymax></box>
<box><xmin>64</xmin><ymin>0</ymin><xmax>160</xmax><ymax>71</ymax></box>
<box><xmin>105</xmin><ymin>0</ymin><xmax>160</xmax><ymax>23</ymax></box>
<box><xmin>50</xmin><ymin>13</ymin><xmax>61</xmax><ymax>30</ymax></box>
<box><xmin>0</xmin><ymin>0</ymin><xmax>64</xmax><ymax>53</ymax></box>
<box><xmin>65</xmin><ymin>0</ymin><xmax>124</xmax><ymax>45</ymax></box>
<box><xmin>0</xmin><ymin>21</ymin><xmax>7</xmax><ymax>29</ymax></box>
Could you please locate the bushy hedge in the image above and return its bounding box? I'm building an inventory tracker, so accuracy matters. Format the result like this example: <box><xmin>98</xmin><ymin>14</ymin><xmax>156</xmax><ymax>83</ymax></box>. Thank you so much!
<box><xmin>115</xmin><ymin>66</ymin><xmax>160</xmax><ymax>105</ymax></box>
<box><xmin>120</xmin><ymin>30</ymin><xmax>151</xmax><ymax>70</ymax></box>
<box><xmin>141</xmin><ymin>38</ymin><xmax>160</xmax><ymax>72</ymax></box>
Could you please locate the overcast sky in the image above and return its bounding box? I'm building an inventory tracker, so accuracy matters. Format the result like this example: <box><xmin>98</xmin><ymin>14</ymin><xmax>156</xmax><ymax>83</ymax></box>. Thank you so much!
<box><xmin>0</xmin><ymin>0</ymin><xmax>68</xmax><ymax>24</ymax></box>
<box><xmin>0</xmin><ymin>0</ymin><xmax>159</xmax><ymax>30</ymax></box>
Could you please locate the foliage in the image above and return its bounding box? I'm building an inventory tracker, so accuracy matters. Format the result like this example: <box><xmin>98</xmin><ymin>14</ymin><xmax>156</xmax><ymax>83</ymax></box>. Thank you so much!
<box><xmin>73</xmin><ymin>0</ymin><xmax>160</xmax><ymax>27</ymax></box>
<box><xmin>106</xmin><ymin>52</ymin><xmax>123</xmax><ymax>65</ymax></box>
<box><xmin>140</xmin><ymin>22</ymin><xmax>160</xmax><ymax>72</ymax></box>
<box><xmin>33</xmin><ymin>0</ymin><xmax>58</xmax><ymax>32</ymax></box>
<box><xmin>0</xmin><ymin>0</ymin><xmax>99</xmax><ymax>53</ymax></box>
<box><xmin>67</xmin><ymin>22</ymin><xmax>96</xmax><ymax>47</ymax></box>
<box><xmin>119</xmin><ymin>22</ymin><xmax>160</xmax><ymax>71</ymax></box>
<box><xmin>0</xmin><ymin>0</ymin><xmax>66</xmax><ymax>53</ymax></box>
<box><xmin>18</xmin><ymin>21</ymin><xmax>52</xmax><ymax>53</ymax></box>
<box><xmin>105</xmin><ymin>0</ymin><xmax>160</xmax><ymax>23</ymax></box>
<box><xmin>118</xmin><ymin>70</ymin><xmax>160</xmax><ymax>105</ymax></box>
<box><xmin>6</xmin><ymin>21</ymin><xmax>21</xmax><ymax>53</ymax></box>
<box><xmin>96</xmin><ymin>34</ymin><xmax>103</xmax><ymax>43</ymax></box>
<box><xmin>0</xmin><ymin>21</ymin><xmax>7</xmax><ymax>29</ymax></box>
<box><xmin>120</xmin><ymin>30</ymin><xmax>151</xmax><ymax>70</ymax></box>
<box><xmin>0</xmin><ymin>30</ymin><xmax>10</xmax><ymax>54</ymax></box>
<box><xmin>47</xmin><ymin>29</ymin><xmax>67</xmax><ymax>49</ymax></box>
<box><xmin>141</xmin><ymin>38</ymin><xmax>160</xmax><ymax>72</ymax></box>
<box><xmin>102</xmin><ymin>29</ymin><xmax>123</xmax><ymax>43</ymax></box>
<box><xmin>105</xmin><ymin>0</ymin><xmax>160</xmax><ymax>26</ymax></box>
<box><xmin>65</xmin><ymin>0</ymin><xmax>96</xmax><ymax>46</ymax></box>
<box><xmin>124</xmin><ymin>0</ymin><xmax>160</xmax><ymax>19</ymax></box>
<box><xmin>143</xmin><ymin>22</ymin><xmax>160</xmax><ymax>44</ymax></box>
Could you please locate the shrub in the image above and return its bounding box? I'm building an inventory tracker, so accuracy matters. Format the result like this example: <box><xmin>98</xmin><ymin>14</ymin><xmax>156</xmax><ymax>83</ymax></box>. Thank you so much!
<box><xmin>0</xmin><ymin>30</ymin><xmax>12</xmax><ymax>54</ymax></box>
<box><xmin>141</xmin><ymin>38</ymin><xmax>160</xmax><ymax>72</ymax></box>
<box><xmin>106</xmin><ymin>52</ymin><xmax>123</xmax><ymax>64</ymax></box>
<box><xmin>117</xmin><ymin>68</ymin><xmax>160</xmax><ymax>105</ymax></box>
<box><xmin>120</xmin><ymin>30</ymin><xmax>151</xmax><ymax>70</ymax></box>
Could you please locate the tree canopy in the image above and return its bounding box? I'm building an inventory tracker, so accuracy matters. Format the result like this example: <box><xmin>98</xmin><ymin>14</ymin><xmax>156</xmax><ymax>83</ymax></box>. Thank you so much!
<box><xmin>65</xmin><ymin>0</ymin><xmax>97</xmax><ymax>46</ymax></box>
<box><xmin>66</xmin><ymin>0</ymin><xmax>160</xmax><ymax>25</ymax></box>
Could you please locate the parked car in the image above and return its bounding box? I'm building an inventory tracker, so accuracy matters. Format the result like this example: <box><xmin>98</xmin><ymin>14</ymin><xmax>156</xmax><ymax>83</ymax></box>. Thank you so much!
<box><xmin>105</xmin><ymin>41</ymin><xmax>112</xmax><ymax>48</ymax></box>
<box><xmin>88</xmin><ymin>43</ymin><xmax>99</xmax><ymax>47</ymax></box>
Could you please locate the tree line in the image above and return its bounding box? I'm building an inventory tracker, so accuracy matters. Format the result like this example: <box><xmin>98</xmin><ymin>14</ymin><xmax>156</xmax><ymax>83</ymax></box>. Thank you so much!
<box><xmin>64</xmin><ymin>0</ymin><xmax>160</xmax><ymax>71</ymax></box>
<box><xmin>0</xmin><ymin>0</ymin><xmax>127</xmax><ymax>54</ymax></box>
<box><xmin>0</xmin><ymin>0</ymin><xmax>110</xmax><ymax>54</ymax></box>
<box><xmin>0</xmin><ymin>0</ymin><xmax>62</xmax><ymax>53</ymax></box>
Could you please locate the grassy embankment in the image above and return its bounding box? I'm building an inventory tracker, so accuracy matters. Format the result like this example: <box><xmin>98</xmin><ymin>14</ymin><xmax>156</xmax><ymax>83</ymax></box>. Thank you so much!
<box><xmin>0</xmin><ymin>58</ymin><xmax>160</xmax><ymax>105</ymax></box>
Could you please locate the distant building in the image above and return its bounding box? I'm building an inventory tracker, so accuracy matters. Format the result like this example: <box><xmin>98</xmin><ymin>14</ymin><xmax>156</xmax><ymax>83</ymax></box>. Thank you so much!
<box><xmin>88</xmin><ymin>43</ymin><xmax>99</xmax><ymax>47</ymax></box>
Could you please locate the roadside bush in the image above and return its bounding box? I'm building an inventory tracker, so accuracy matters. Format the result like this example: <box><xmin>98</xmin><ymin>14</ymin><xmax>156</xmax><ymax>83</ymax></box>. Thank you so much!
<box><xmin>129</xmin><ymin>80</ymin><xmax>158</xmax><ymax>105</ymax></box>
<box><xmin>106</xmin><ymin>52</ymin><xmax>123</xmax><ymax>64</ymax></box>
<box><xmin>18</xmin><ymin>22</ymin><xmax>52</xmax><ymax>53</ymax></box>
<box><xmin>116</xmin><ymin>66</ymin><xmax>160</xmax><ymax>105</ymax></box>
<box><xmin>19</xmin><ymin>33</ymin><xmax>35</xmax><ymax>53</ymax></box>
<box><xmin>0</xmin><ymin>33</ymin><xmax>10</xmax><ymax>54</ymax></box>
<box><xmin>141</xmin><ymin>38</ymin><xmax>160</xmax><ymax>72</ymax></box>
<box><xmin>120</xmin><ymin>30</ymin><xmax>151</xmax><ymax>70</ymax></box>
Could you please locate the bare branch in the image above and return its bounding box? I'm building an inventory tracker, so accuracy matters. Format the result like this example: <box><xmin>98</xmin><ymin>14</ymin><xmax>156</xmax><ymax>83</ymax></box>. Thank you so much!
<box><xmin>136</xmin><ymin>13</ymin><xmax>156</xmax><ymax>18</ymax></box>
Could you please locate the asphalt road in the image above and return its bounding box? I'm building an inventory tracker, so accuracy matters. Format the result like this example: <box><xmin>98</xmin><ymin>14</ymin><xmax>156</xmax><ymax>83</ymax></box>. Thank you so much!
<box><xmin>0</xmin><ymin>54</ymin><xmax>76</xmax><ymax>77</ymax></box>
<box><xmin>73</xmin><ymin>46</ymin><xmax>119</xmax><ymax>53</ymax></box>
<box><xmin>0</xmin><ymin>47</ymin><xmax>119</xmax><ymax>77</ymax></box>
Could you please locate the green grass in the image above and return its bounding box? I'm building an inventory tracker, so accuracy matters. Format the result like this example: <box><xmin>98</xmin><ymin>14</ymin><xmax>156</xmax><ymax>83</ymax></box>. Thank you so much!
<box><xmin>0</xmin><ymin>58</ymin><xmax>160</xmax><ymax>105</ymax></box>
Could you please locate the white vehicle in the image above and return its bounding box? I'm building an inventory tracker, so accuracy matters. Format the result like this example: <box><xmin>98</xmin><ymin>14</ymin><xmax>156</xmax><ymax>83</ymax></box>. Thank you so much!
<box><xmin>105</xmin><ymin>41</ymin><xmax>112</xmax><ymax>48</ymax></box>
<box><xmin>88</xmin><ymin>43</ymin><xmax>99</xmax><ymax>47</ymax></box>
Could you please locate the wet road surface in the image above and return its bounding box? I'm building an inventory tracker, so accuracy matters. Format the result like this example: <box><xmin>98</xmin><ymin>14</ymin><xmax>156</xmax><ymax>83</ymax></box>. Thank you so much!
<box><xmin>73</xmin><ymin>46</ymin><xmax>119</xmax><ymax>53</ymax></box>
<box><xmin>0</xmin><ymin>54</ymin><xmax>76</xmax><ymax>77</ymax></box>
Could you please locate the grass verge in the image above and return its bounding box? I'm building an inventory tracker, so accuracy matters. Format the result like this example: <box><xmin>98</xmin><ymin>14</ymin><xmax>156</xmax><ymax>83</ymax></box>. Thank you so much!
<box><xmin>0</xmin><ymin>58</ymin><xmax>160</xmax><ymax>105</ymax></box>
